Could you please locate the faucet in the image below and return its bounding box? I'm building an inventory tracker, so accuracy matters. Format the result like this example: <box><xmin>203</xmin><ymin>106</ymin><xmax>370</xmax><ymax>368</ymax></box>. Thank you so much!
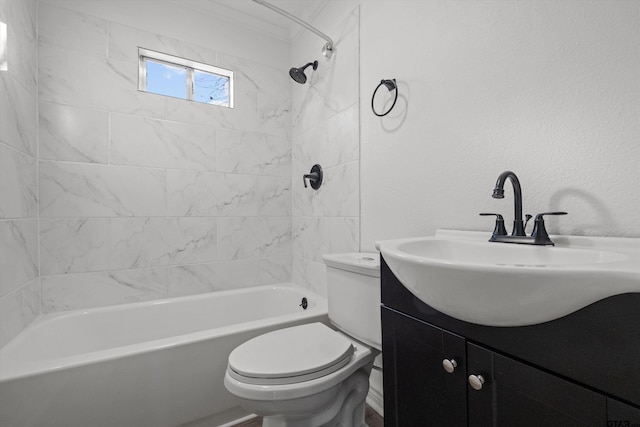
<box><xmin>481</xmin><ymin>171</ymin><xmax>567</xmax><ymax>245</ymax></box>
<box><xmin>492</xmin><ymin>171</ymin><xmax>526</xmax><ymax>236</ymax></box>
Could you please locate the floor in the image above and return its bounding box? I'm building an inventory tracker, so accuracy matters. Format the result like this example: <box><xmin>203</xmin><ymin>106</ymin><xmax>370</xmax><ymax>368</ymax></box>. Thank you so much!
<box><xmin>231</xmin><ymin>405</ymin><xmax>384</xmax><ymax>427</ymax></box>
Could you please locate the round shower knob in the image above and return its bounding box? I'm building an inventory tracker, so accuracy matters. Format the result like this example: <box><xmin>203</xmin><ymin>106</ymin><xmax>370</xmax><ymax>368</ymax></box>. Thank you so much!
<box><xmin>468</xmin><ymin>374</ymin><xmax>485</xmax><ymax>391</ymax></box>
<box><xmin>303</xmin><ymin>164</ymin><xmax>323</xmax><ymax>190</ymax></box>
<box><xmin>442</xmin><ymin>359</ymin><xmax>457</xmax><ymax>374</ymax></box>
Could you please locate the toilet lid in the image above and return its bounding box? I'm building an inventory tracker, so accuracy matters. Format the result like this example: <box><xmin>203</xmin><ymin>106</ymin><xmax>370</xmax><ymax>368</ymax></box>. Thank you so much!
<box><xmin>228</xmin><ymin>323</ymin><xmax>354</xmax><ymax>385</ymax></box>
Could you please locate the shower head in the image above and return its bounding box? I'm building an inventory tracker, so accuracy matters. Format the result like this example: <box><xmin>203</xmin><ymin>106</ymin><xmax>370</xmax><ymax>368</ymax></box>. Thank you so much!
<box><xmin>289</xmin><ymin>60</ymin><xmax>318</xmax><ymax>84</ymax></box>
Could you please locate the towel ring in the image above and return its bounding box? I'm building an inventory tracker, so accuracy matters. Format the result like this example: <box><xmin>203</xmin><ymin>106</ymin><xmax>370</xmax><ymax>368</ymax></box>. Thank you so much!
<box><xmin>371</xmin><ymin>79</ymin><xmax>398</xmax><ymax>117</ymax></box>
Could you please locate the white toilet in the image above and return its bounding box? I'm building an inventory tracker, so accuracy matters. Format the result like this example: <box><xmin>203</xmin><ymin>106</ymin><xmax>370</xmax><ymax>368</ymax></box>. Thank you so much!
<box><xmin>224</xmin><ymin>253</ymin><xmax>381</xmax><ymax>427</ymax></box>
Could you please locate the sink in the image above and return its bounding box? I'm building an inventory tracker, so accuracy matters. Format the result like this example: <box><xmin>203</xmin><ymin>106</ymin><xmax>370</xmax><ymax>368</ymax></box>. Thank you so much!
<box><xmin>377</xmin><ymin>230</ymin><xmax>640</xmax><ymax>326</ymax></box>
<box><xmin>396</xmin><ymin>238</ymin><xmax>627</xmax><ymax>267</ymax></box>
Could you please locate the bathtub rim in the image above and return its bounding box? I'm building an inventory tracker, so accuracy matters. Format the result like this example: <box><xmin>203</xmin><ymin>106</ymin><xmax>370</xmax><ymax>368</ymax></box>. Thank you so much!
<box><xmin>0</xmin><ymin>283</ymin><xmax>328</xmax><ymax>383</ymax></box>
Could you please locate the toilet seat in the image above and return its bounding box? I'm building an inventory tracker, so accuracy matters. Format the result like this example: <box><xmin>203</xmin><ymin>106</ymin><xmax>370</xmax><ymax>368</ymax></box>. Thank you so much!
<box><xmin>227</xmin><ymin>323</ymin><xmax>354</xmax><ymax>385</ymax></box>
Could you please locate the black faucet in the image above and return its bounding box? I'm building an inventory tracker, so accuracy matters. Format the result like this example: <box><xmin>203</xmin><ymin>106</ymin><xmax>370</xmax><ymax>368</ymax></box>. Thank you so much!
<box><xmin>481</xmin><ymin>171</ymin><xmax>567</xmax><ymax>246</ymax></box>
<box><xmin>492</xmin><ymin>171</ymin><xmax>526</xmax><ymax>236</ymax></box>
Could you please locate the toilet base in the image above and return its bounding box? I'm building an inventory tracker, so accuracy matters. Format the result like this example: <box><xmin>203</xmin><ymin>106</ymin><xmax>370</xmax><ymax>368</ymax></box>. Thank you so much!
<box><xmin>249</xmin><ymin>363</ymin><xmax>373</xmax><ymax>427</ymax></box>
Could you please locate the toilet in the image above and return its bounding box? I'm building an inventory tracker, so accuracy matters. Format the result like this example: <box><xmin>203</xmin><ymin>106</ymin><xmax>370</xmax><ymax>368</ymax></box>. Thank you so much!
<box><xmin>224</xmin><ymin>253</ymin><xmax>381</xmax><ymax>427</ymax></box>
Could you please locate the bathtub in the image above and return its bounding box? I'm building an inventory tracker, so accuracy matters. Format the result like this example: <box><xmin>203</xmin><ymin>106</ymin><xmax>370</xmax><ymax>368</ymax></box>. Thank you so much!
<box><xmin>0</xmin><ymin>283</ymin><xmax>328</xmax><ymax>427</ymax></box>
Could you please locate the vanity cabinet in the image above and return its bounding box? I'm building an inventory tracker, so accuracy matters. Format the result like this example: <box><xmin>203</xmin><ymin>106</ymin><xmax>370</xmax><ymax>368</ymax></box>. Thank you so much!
<box><xmin>381</xmin><ymin>257</ymin><xmax>640</xmax><ymax>427</ymax></box>
<box><xmin>382</xmin><ymin>308</ymin><xmax>467</xmax><ymax>426</ymax></box>
<box><xmin>466</xmin><ymin>341</ymin><xmax>606</xmax><ymax>427</ymax></box>
<box><xmin>383</xmin><ymin>307</ymin><xmax>609</xmax><ymax>426</ymax></box>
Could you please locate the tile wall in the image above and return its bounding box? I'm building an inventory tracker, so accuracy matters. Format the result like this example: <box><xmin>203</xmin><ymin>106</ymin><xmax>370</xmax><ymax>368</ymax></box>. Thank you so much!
<box><xmin>37</xmin><ymin>2</ymin><xmax>292</xmax><ymax>314</ymax></box>
<box><xmin>291</xmin><ymin>5</ymin><xmax>361</xmax><ymax>296</ymax></box>
<box><xmin>288</xmin><ymin>4</ymin><xmax>384</xmax><ymax>413</ymax></box>
<box><xmin>0</xmin><ymin>0</ymin><xmax>40</xmax><ymax>348</ymax></box>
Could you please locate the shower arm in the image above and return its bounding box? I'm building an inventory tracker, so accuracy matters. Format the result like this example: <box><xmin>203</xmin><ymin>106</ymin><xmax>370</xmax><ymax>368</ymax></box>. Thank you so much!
<box><xmin>251</xmin><ymin>0</ymin><xmax>334</xmax><ymax>59</ymax></box>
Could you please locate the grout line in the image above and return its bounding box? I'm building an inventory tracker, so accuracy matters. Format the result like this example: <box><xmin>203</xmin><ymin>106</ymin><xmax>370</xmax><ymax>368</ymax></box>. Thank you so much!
<box><xmin>36</xmin><ymin>0</ymin><xmax>42</xmax><ymax>318</ymax></box>
<box><xmin>357</xmin><ymin>4</ymin><xmax>362</xmax><ymax>254</ymax></box>
<box><xmin>107</xmin><ymin>112</ymin><xmax>111</xmax><ymax>165</ymax></box>
<box><xmin>0</xmin><ymin>139</ymin><xmax>34</xmax><ymax>158</ymax></box>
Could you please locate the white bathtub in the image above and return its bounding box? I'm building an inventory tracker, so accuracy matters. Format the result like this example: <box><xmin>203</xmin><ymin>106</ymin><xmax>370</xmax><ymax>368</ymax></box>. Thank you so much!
<box><xmin>0</xmin><ymin>283</ymin><xmax>328</xmax><ymax>427</ymax></box>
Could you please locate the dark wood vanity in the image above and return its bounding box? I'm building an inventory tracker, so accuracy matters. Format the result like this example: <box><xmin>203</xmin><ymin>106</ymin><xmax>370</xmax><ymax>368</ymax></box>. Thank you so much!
<box><xmin>381</xmin><ymin>256</ymin><xmax>640</xmax><ymax>426</ymax></box>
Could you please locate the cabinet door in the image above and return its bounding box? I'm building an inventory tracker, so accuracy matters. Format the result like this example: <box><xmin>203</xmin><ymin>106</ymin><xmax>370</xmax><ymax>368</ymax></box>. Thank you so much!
<box><xmin>467</xmin><ymin>343</ymin><xmax>607</xmax><ymax>427</ymax></box>
<box><xmin>607</xmin><ymin>398</ymin><xmax>640</xmax><ymax>426</ymax></box>
<box><xmin>382</xmin><ymin>308</ymin><xmax>466</xmax><ymax>427</ymax></box>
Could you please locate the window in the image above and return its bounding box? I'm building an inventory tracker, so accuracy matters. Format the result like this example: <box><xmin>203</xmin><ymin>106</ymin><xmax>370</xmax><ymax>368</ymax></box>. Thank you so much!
<box><xmin>138</xmin><ymin>48</ymin><xmax>233</xmax><ymax>108</ymax></box>
<box><xmin>0</xmin><ymin>22</ymin><xmax>7</xmax><ymax>71</ymax></box>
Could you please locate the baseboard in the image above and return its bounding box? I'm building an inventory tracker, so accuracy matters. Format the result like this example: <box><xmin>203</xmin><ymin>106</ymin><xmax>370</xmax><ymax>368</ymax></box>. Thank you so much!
<box><xmin>366</xmin><ymin>382</ymin><xmax>384</xmax><ymax>417</ymax></box>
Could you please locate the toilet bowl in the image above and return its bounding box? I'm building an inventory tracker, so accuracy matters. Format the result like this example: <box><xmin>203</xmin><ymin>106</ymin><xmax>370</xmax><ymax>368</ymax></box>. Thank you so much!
<box><xmin>224</xmin><ymin>253</ymin><xmax>381</xmax><ymax>427</ymax></box>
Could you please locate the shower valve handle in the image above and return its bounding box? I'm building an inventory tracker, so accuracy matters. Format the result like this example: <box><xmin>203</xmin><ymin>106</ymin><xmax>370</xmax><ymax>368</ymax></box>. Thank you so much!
<box><xmin>303</xmin><ymin>164</ymin><xmax>323</xmax><ymax>190</ymax></box>
<box><xmin>303</xmin><ymin>173</ymin><xmax>318</xmax><ymax>188</ymax></box>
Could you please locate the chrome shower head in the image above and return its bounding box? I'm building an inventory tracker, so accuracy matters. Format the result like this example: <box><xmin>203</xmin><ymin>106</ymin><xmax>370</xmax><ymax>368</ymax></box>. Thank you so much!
<box><xmin>289</xmin><ymin>60</ymin><xmax>318</xmax><ymax>84</ymax></box>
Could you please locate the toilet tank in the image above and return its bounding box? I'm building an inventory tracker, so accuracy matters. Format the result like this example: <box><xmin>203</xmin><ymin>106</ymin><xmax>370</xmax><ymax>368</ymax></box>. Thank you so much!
<box><xmin>322</xmin><ymin>253</ymin><xmax>381</xmax><ymax>350</ymax></box>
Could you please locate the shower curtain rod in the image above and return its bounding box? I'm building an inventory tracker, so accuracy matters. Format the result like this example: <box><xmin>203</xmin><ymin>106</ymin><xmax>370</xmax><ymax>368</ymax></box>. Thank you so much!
<box><xmin>251</xmin><ymin>0</ymin><xmax>334</xmax><ymax>58</ymax></box>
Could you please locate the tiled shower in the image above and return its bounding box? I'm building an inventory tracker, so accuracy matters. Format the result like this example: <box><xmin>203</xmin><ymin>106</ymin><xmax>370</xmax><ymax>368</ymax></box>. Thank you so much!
<box><xmin>37</xmin><ymin>0</ymin><xmax>293</xmax><ymax>312</ymax></box>
<box><xmin>0</xmin><ymin>0</ymin><xmax>361</xmax><ymax>348</ymax></box>
<box><xmin>1</xmin><ymin>0</ymin><xmax>39</xmax><ymax>350</ymax></box>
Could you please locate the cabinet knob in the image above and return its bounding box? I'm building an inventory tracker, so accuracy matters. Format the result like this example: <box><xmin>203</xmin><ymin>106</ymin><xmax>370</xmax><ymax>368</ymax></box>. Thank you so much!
<box><xmin>442</xmin><ymin>359</ymin><xmax>457</xmax><ymax>374</ymax></box>
<box><xmin>468</xmin><ymin>374</ymin><xmax>485</xmax><ymax>391</ymax></box>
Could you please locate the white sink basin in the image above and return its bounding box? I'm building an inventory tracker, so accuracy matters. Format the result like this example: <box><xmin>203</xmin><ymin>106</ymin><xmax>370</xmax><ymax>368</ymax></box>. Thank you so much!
<box><xmin>377</xmin><ymin>230</ymin><xmax>640</xmax><ymax>326</ymax></box>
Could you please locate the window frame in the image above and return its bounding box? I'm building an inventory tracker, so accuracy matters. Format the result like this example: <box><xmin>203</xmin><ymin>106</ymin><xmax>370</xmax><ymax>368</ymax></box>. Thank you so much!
<box><xmin>0</xmin><ymin>21</ymin><xmax>7</xmax><ymax>71</ymax></box>
<box><xmin>138</xmin><ymin>47</ymin><xmax>234</xmax><ymax>108</ymax></box>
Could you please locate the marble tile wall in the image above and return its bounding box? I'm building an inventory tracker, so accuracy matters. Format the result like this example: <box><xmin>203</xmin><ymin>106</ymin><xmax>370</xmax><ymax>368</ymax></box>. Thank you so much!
<box><xmin>291</xmin><ymin>7</ymin><xmax>361</xmax><ymax>296</ymax></box>
<box><xmin>291</xmin><ymin>3</ymin><xmax>384</xmax><ymax>407</ymax></box>
<box><xmin>0</xmin><ymin>0</ymin><xmax>40</xmax><ymax>349</ymax></box>
<box><xmin>37</xmin><ymin>2</ymin><xmax>292</xmax><ymax>313</ymax></box>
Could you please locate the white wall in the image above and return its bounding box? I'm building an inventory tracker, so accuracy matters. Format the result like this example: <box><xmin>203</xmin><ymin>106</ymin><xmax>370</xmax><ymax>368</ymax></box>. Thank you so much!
<box><xmin>0</xmin><ymin>0</ymin><xmax>40</xmax><ymax>349</ymax></box>
<box><xmin>360</xmin><ymin>0</ymin><xmax>640</xmax><ymax>250</ymax></box>
<box><xmin>37</xmin><ymin>1</ymin><xmax>293</xmax><ymax>313</ymax></box>
<box><xmin>298</xmin><ymin>0</ymin><xmax>639</xmax><ymax>415</ymax></box>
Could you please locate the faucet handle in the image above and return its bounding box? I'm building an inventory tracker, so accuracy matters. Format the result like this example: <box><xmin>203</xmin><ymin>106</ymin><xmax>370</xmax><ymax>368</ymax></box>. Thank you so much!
<box><xmin>535</xmin><ymin>211</ymin><xmax>568</xmax><ymax>219</ymax></box>
<box><xmin>479</xmin><ymin>213</ymin><xmax>508</xmax><ymax>237</ymax></box>
<box><xmin>303</xmin><ymin>164</ymin><xmax>323</xmax><ymax>190</ymax></box>
<box><xmin>531</xmin><ymin>212</ymin><xmax>568</xmax><ymax>243</ymax></box>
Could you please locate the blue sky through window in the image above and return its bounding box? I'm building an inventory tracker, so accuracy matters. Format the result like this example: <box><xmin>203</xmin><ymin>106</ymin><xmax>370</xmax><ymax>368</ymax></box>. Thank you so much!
<box><xmin>194</xmin><ymin>70</ymin><xmax>230</xmax><ymax>106</ymax></box>
<box><xmin>140</xmin><ymin>49</ymin><xmax>233</xmax><ymax>107</ymax></box>
<box><xmin>146</xmin><ymin>60</ymin><xmax>187</xmax><ymax>99</ymax></box>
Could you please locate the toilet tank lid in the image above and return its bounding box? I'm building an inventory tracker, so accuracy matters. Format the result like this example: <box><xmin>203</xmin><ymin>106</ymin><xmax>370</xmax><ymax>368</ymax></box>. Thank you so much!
<box><xmin>322</xmin><ymin>252</ymin><xmax>380</xmax><ymax>278</ymax></box>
